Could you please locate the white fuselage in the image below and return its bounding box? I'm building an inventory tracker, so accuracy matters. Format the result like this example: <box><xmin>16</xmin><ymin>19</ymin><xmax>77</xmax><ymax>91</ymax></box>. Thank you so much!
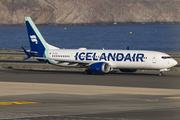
<box><xmin>46</xmin><ymin>49</ymin><xmax>177</xmax><ymax>70</ymax></box>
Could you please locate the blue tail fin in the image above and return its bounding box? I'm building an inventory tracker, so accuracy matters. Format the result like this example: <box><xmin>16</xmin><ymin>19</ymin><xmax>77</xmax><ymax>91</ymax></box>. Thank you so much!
<box><xmin>25</xmin><ymin>17</ymin><xmax>48</xmax><ymax>51</ymax></box>
<box><xmin>25</xmin><ymin>17</ymin><xmax>59</xmax><ymax>58</ymax></box>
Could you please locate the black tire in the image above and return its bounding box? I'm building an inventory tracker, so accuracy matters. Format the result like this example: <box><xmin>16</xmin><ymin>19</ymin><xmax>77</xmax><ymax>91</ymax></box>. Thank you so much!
<box><xmin>84</xmin><ymin>70</ymin><xmax>92</xmax><ymax>74</ymax></box>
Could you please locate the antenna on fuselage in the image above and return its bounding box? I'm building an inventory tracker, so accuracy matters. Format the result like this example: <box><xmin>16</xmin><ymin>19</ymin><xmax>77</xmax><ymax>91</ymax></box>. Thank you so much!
<box><xmin>127</xmin><ymin>46</ymin><xmax>129</xmax><ymax>50</ymax></box>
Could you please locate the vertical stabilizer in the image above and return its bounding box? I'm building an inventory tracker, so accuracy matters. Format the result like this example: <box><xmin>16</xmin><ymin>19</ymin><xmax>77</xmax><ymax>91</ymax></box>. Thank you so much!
<box><xmin>25</xmin><ymin>17</ymin><xmax>48</xmax><ymax>51</ymax></box>
<box><xmin>25</xmin><ymin>17</ymin><xmax>59</xmax><ymax>51</ymax></box>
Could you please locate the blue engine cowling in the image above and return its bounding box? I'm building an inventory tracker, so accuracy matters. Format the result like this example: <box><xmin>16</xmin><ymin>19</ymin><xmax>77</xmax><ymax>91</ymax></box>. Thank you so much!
<box><xmin>90</xmin><ymin>62</ymin><xmax>110</xmax><ymax>73</ymax></box>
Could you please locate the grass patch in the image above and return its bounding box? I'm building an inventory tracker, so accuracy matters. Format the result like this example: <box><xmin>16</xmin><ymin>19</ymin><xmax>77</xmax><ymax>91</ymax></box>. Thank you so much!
<box><xmin>6</xmin><ymin>56</ymin><xmax>14</xmax><ymax>59</ymax></box>
<box><xmin>0</xmin><ymin>49</ymin><xmax>22</xmax><ymax>52</ymax></box>
<box><xmin>167</xmin><ymin>53</ymin><xmax>180</xmax><ymax>55</ymax></box>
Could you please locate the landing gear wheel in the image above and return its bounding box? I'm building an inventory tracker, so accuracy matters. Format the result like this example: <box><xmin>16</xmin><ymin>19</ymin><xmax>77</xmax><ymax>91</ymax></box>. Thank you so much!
<box><xmin>84</xmin><ymin>70</ymin><xmax>92</xmax><ymax>74</ymax></box>
<box><xmin>159</xmin><ymin>72</ymin><xmax>164</xmax><ymax>76</ymax></box>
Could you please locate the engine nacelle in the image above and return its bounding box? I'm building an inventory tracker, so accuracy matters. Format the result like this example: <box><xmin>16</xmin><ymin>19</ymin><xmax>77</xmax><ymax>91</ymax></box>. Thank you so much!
<box><xmin>90</xmin><ymin>62</ymin><xmax>110</xmax><ymax>73</ymax></box>
<box><xmin>119</xmin><ymin>69</ymin><xmax>137</xmax><ymax>72</ymax></box>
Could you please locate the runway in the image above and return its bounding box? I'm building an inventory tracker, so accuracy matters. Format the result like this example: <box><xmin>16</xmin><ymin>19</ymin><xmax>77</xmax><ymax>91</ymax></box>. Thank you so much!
<box><xmin>0</xmin><ymin>68</ymin><xmax>180</xmax><ymax>120</ymax></box>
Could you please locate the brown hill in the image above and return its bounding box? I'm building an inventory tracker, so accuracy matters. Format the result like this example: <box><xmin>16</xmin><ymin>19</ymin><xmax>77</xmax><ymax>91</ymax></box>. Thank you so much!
<box><xmin>0</xmin><ymin>0</ymin><xmax>180</xmax><ymax>24</ymax></box>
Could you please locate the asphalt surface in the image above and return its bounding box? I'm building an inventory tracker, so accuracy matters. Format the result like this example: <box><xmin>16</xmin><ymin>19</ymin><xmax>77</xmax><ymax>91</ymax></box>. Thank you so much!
<box><xmin>0</xmin><ymin>68</ymin><xmax>180</xmax><ymax>89</ymax></box>
<box><xmin>0</xmin><ymin>68</ymin><xmax>180</xmax><ymax>120</ymax></box>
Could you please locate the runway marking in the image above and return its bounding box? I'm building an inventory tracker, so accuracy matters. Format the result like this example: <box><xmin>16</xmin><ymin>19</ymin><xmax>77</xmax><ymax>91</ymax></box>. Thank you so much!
<box><xmin>0</xmin><ymin>101</ymin><xmax>41</xmax><ymax>106</ymax></box>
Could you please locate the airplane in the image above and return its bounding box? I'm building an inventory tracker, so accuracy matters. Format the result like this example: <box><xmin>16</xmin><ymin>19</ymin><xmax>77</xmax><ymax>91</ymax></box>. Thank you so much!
<box><xmin>22</xmin><ymin>17</ymin><xmax>178</xmax><ymax>76</ymax></box>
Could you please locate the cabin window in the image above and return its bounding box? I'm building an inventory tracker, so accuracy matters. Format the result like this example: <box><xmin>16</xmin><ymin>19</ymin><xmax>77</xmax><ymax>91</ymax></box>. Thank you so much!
<box><xmin>162</xmin><ymin>56</ymin><xmax>171</xmax><ymax>59</ymax></box>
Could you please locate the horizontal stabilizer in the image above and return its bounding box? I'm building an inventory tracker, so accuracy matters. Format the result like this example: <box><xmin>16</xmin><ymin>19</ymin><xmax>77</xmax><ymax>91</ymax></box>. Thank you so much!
<box><xmin>22</xmin><ymin>47</ymin><xmax>32</xmax><ymax>61</ymax></box>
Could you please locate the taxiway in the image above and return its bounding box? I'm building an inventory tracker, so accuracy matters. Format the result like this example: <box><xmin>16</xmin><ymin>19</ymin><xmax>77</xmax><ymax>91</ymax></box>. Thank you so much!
<box><xmin>0</xmin><ymin>69</ymin><xmax>180</xmax><ymax>120</ymax></box>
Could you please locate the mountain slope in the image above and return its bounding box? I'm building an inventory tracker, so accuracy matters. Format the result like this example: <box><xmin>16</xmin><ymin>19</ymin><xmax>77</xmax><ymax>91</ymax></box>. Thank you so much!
<box><xmin>0</xmin><ymin>0</ymin><xmax>180</xmax><ymax>24</ymax></box>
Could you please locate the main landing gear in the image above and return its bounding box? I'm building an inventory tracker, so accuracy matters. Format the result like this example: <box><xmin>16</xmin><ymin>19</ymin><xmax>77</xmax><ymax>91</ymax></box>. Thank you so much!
<box><xmin>159</xmin><ymin>71</ymin><xmax>164</xmax><ymax>76</ymax></box>
<box><xmin>84</xmin><ymin>69</ymin><xmax>92</xmax><ymax>74</ymax></box>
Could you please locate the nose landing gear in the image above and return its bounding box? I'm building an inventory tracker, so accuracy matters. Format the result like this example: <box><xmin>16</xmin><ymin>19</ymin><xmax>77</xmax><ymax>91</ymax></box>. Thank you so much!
<box><xmin>159</xmin><ymin>68</ymin><xmax>170</xmax><ymax>76</ymax></box>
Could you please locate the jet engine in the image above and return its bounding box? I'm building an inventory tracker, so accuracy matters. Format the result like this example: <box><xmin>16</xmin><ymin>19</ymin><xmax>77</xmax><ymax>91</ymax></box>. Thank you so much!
<box><xmin>90</xmin><ymin>62</ymin><xmax>110</xmax><ymax>73</ymax></box>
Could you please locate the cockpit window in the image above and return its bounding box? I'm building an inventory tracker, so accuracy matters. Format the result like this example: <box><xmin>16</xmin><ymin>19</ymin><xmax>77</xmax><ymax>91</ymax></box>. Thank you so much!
<box><xmin>162</xmin><ymin>56</ymin><xmax>171</xmax><ymax>59</ymax></box>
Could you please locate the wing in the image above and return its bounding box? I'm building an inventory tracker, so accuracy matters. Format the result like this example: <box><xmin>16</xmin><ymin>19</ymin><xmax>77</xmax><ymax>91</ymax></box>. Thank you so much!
<box><xmin>35</xmin><ymin>57</ymin><xmax>91</xmax><ymax>66</ymax></box>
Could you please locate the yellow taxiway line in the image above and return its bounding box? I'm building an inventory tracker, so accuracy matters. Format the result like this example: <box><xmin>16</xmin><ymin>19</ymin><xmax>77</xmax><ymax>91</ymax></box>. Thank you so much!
<box><xmin>0</xmin><ymin>101</ymin><xmax>41</xmax><ymax>106</ymax></box>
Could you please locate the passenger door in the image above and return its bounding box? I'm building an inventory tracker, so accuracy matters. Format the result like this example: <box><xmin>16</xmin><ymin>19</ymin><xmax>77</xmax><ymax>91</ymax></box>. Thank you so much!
<box><xmin>152</xmin><ymin>54</ymin><xmax>157</xmax><ymax>63</ymax></box>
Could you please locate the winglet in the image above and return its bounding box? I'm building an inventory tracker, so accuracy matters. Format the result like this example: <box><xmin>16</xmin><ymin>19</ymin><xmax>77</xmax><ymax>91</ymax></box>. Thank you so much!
<box><xmin>22</xmin><ymin>47</ymin><xmax>32</xmax><ymax>61</ymax></box>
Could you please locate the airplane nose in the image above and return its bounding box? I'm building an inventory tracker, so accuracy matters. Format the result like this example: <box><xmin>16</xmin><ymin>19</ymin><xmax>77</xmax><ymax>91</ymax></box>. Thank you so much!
<box><xmin>171</xmin><ymin>59</ymin><xmax>178</xmax><ymax>67</ymax></box>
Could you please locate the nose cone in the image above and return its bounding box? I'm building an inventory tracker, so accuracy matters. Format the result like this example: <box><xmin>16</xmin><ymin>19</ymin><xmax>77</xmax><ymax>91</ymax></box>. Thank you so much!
<box><xmin>170</xmin><ymin>59</ymin><xmax>178</xmax><ymax>67</ymax></box>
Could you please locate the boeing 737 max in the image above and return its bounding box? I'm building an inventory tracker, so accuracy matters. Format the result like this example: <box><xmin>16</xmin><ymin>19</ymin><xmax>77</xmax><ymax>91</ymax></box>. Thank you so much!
<box><xmin>22</xmin><ymin>17</ymin><xmax>177</xmax><ymax>76</ymax></box>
